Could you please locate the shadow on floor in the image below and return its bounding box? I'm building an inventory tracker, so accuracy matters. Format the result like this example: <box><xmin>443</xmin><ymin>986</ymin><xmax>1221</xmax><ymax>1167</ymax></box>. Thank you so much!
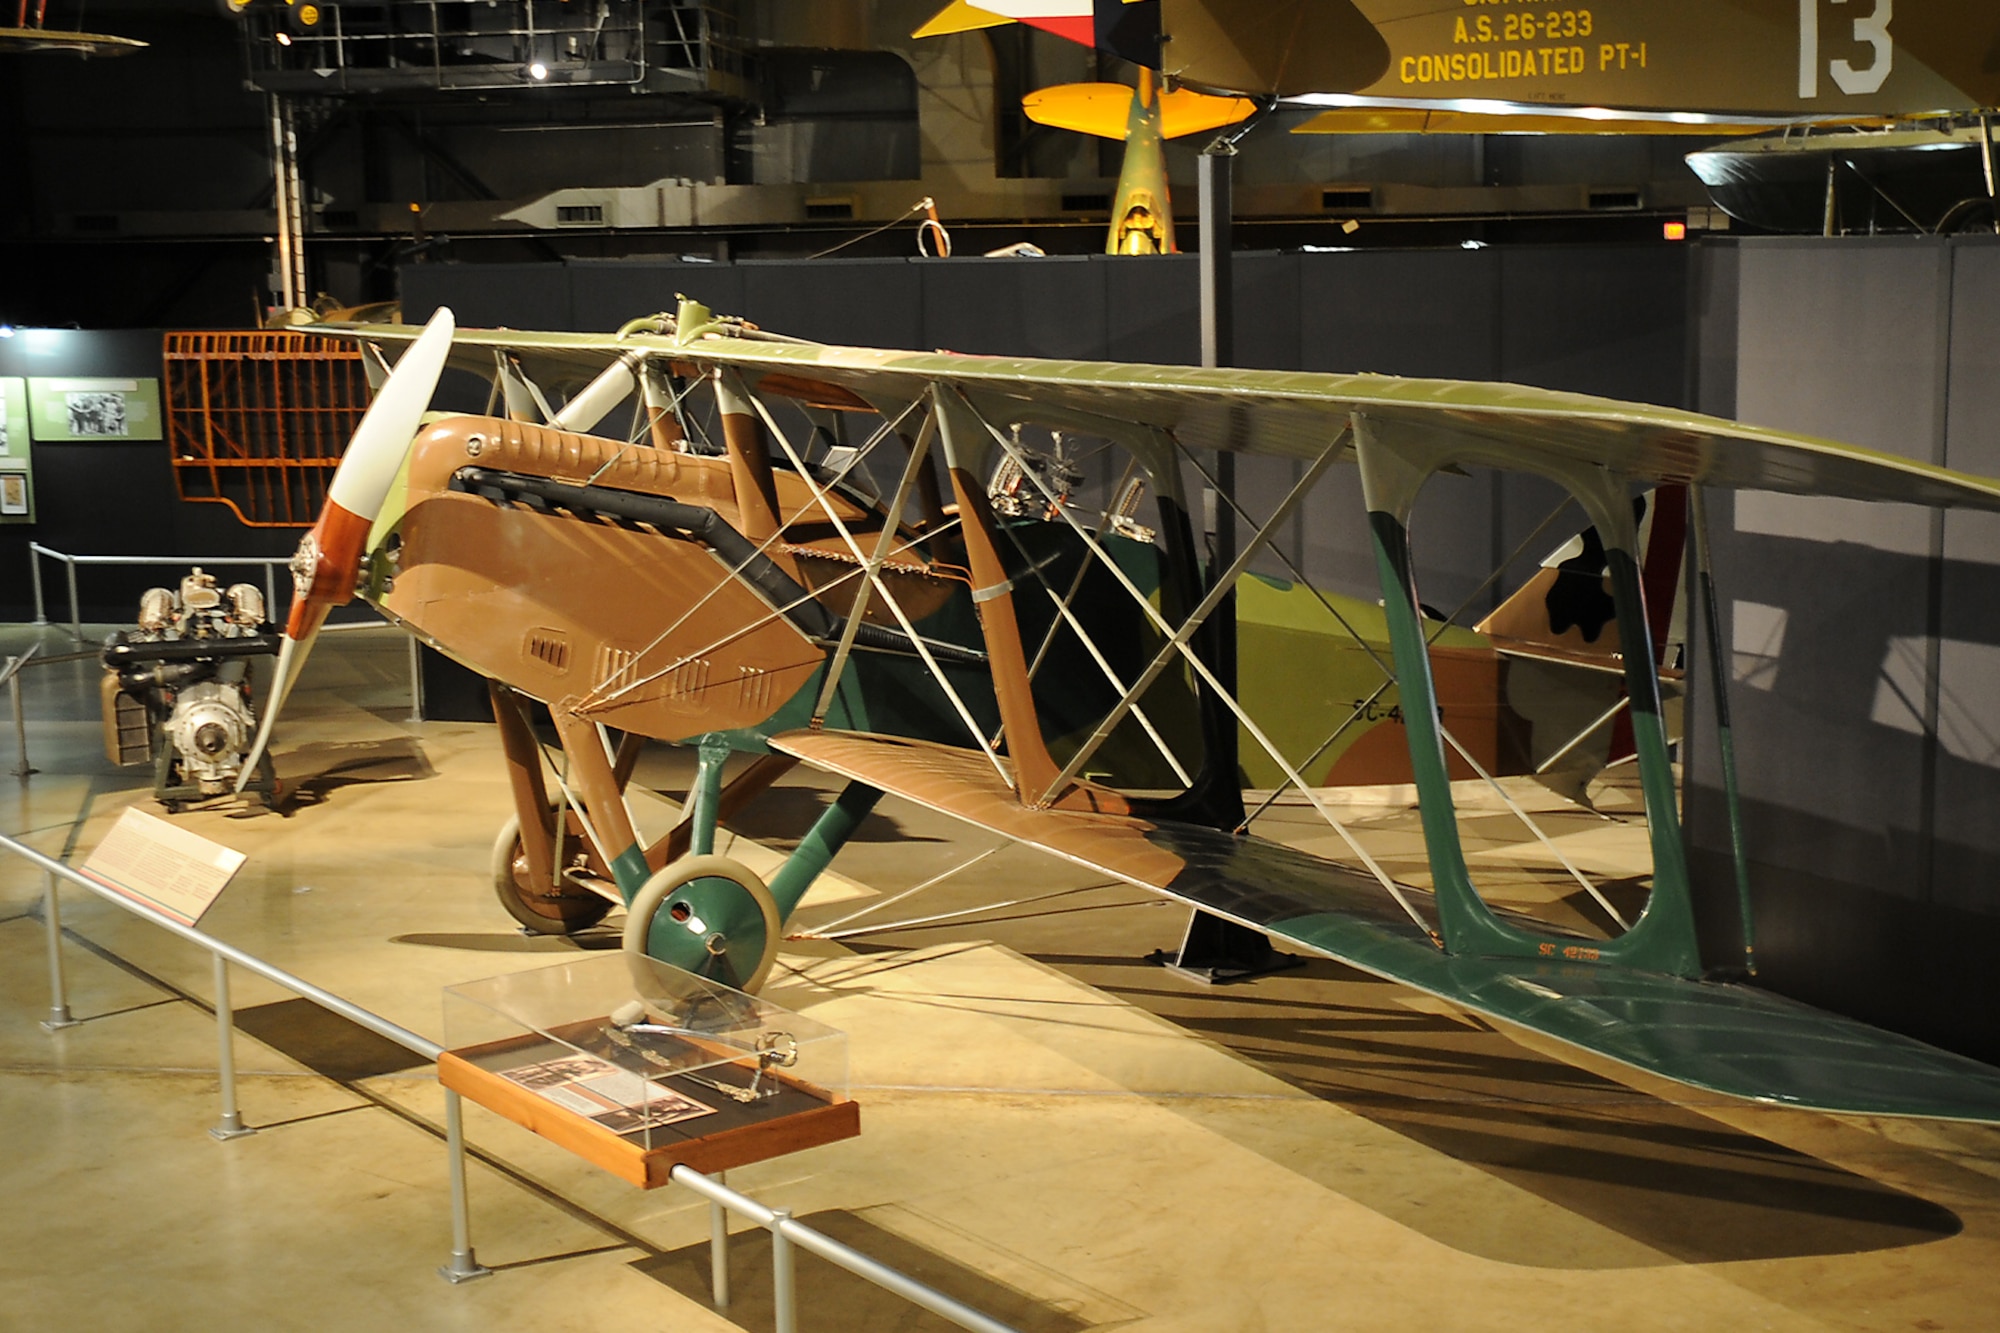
<box><xmin>1084</xmin><ymin>954</ymin><xmax>1965</xmax><ymax>1267</ymax></box>
<box><xmin>843</xmin><ymin>883</ymin><xmax>1965</xmax><ymax>1270</ymax></box>
<box><xmin>233</xmin><ymin>996</ymin><xmax>432</xmax><ymax>1081</ymax></box>
<box><xmin>633</xmin><ymin>1209</ymin><xmax>1098</xmax><ymax>1333</ymax></box>
<box><xmin>277</xmin><ymin>738</ymin><xmax>435</xmax><ymax>810</ymax></box>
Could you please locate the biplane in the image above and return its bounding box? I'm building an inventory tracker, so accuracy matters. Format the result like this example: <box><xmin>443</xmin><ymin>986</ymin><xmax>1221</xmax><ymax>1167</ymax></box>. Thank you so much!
<box><xmin>243</xmin><ymin>297</ymin><xmax>2000</xmax><ymax>1124</ymax></box>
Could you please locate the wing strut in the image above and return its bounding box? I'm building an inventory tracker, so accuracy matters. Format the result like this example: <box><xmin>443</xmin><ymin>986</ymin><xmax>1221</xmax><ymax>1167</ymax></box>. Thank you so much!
<box><xmin>809</xmin><ymin>404</ymin><xmax>941</xmax><ymax>725</ymax></box>
<box><xmin>737</xmin><ymin>377</ymin><xmax>1016</xmax><ymax>789</ymax></box>
<box><xmin>1171</xmin><ymin>444</ymin><xmax>1632</xmax><ymax>929</ymax></box>
<box><xmin>1351</xmin><ymin>412</ymin><xmax>1701</xmax><ymax>975</ymax></box>
<box><xmin>959</xmin><ymin>401</ymin><xmax>1437</xmax><ymax>939</ymax></box>
<box><xmin>1691</xmin><ymin>485</ymin><xmax>1758</xmax><ymax>975</ymax></box>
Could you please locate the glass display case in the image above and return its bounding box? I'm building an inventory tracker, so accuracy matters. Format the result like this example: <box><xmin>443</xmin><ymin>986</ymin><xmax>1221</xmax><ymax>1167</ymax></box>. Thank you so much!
<box><xmin>439</xmin><ymin>953</ymin><xmax>856</xmax><ymax>1187</ymax></box>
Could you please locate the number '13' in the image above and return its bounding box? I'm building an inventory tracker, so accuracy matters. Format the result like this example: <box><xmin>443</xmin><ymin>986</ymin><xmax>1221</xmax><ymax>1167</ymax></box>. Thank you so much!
<box><xmin>1799</xmin><ymin>0</ymin><xmax>1894</xmax><ymax>98</ymax></box>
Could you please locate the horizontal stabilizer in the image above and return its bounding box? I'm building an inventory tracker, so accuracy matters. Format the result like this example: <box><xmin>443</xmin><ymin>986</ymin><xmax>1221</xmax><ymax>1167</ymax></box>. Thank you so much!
<box><xmin>1024</xmin><ymin>81</ymin><xmax>1254</xmax><ymax>141</ymax></box>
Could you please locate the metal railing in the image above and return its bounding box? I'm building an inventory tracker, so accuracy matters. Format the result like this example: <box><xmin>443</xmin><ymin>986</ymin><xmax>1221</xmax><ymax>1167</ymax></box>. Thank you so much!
<box><xmin>19</xmin><ymin>542</ymin><xmax>423</xmax><ymax>727</ymax></box>
<box><xmin>672</xmin><ymin>1166</ymin><xmax>1017</xmax><ymax>1333</ymax></box>
<box><xmin>28</xmin><ymin>541</ymin><xmax>292</xmax><ymax>641</ymax></box>
<box><xmin>1</xmin><ymin>828</ymin><xmax>1019</xmax><ymax>1330</ymax></box>
<box><xmin>2</xmin><ymin>828</ymin><xmax>490</xmax><ymax>1283</ymax></box>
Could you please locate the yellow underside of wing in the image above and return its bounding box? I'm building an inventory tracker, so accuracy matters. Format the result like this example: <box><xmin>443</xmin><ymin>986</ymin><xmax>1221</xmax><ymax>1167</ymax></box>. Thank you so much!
<box><xmin>1025</xmin><ymin>82</ymin><xmax>1256</xmax><ymax>141</ymax></box>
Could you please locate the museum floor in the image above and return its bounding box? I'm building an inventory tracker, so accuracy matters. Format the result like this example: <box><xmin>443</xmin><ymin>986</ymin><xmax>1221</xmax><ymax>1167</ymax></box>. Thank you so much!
<box><xmin>4</xmin><ymin>623</ymin><xmax>1999</xmax><ymax>1332</ymax></box>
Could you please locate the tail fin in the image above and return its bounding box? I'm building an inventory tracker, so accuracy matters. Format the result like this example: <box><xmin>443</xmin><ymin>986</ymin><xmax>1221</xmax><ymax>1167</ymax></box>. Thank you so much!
<box><xmin>1475</xmin><ymin>486</ymin><xmax>1686</xmax><ymax>669</ymax></box>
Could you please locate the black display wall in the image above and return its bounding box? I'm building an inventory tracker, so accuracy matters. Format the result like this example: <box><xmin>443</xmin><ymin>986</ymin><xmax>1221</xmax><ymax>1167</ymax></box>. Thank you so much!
<box><xmin>1684</xmin><ymin>235</ymin><xmax>2000</xmax><ymax>1064</ymax></box>
<box><xmin>0</xmin><ymin>329</ymin><xmax>296</xmax><ymax>624</ymax></box>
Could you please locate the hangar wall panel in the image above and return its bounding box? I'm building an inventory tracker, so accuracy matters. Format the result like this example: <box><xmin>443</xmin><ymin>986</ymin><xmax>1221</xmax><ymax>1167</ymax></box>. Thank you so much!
<box><xmin>1684</xmin><ymin>236</ymin><xmax>2000</xmax><ymax>1062</ymax></box>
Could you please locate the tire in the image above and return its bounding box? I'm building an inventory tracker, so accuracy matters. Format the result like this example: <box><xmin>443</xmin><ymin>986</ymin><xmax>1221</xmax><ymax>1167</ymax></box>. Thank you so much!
<box><xmin>623</xmin><ymin>854</ymin><xmax>781</xmax><ymax>994</ymax></box>
<box><xmin>490</xmin><ymin>805</ymin><xmax>615</xmax><ymax>935</ymax></box>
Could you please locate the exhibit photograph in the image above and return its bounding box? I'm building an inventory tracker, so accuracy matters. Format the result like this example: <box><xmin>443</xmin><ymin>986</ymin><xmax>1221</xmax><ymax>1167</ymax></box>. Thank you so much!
<box><xmin>7</xmin><ymin>2</ymin><xmax>2000</xmax><ymax>1330</ymax></box>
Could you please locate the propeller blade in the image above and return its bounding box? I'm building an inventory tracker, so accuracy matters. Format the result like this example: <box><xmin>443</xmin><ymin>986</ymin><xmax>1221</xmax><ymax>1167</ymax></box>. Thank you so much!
<box><xmin>233</xmin><ymin>306</ymin><xmax>456</xmax><ymax>795</ymax></box>
<box><xmin>235</xmin><ymin>601</ymin><xmax>329</xmax><ymax>795</ymax></box>
<box><xmin>329</xmin><ymin>306</ymin><xmax>456</xmax><ymax>525</ymax></box>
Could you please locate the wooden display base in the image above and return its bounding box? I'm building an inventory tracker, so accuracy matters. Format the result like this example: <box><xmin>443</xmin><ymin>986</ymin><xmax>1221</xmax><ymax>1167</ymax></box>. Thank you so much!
<box><xmin>439</xmin><ymin>1016</ymin><xmax>859</xmax><ymax>1189</ymax></box>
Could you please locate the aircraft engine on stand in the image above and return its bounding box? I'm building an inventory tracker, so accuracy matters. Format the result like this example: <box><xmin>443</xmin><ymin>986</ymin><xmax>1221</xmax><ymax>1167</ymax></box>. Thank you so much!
<box><xmin>99</xmin><ymin>569</ymin><xmax>283</xmax><ymax>810</ymax></box>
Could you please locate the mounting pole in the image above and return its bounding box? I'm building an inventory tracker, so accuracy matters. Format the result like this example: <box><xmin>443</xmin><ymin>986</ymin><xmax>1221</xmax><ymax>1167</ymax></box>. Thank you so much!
<box><xmin>1198</xmin><ymin>138</ymin><xmax>1239</xmax><ymax>728</ymax></box>
<box><xmin>1981</xmin><ymin>112</ymin><xmax>1999</xmax><ymax>236</ymax></box>
<box><xmin>1160</xmin><ymin>134</ymin><xmax>1293</xmax><ymax>980</ymax></box>
<box><xmin>267</xmin><ymin>94</ymin><xmax>307</xmax><ymax>312</ymax></box>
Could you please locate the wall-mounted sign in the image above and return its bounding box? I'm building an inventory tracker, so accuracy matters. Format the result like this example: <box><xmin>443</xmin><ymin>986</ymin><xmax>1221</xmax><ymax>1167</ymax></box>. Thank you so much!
<box><xmin>0</xmin><ymin>377</ymin><xmax>23</xmax><ymax>457</ymax></box>
<box><xmin>0</xmin><ymin>471</ymin><xmax>29</xmax><ymax>518</ymax></box>
<box><xmin>0</xmin><ymin>377</ymin><xmax>32</xmax><ymax>524</ymax></box>
<box><xmin>27</xmin><ymin>375</ymin><xmax>163</xmax><ymax>442</ymax></box>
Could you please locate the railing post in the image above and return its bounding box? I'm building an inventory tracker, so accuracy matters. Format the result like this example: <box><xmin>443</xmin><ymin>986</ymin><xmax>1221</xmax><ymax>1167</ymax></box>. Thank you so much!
<box><xmin>437</xmin><ymin>1089</ymin><xmax>493</xmax><ymax>1283</ymax></box>
<box><xmin>210</xmin><ymin>953</ymin><xmax>254</xmax><ymax>1140</ymax></box>
<box><xmin>771</xmin><ymin>1208</ymin><xmax>797</xmax><ymax>1333</ymax></box>
<box><xmin>41</xmin><ymin>870</ymin><xmax>76</xmax><ymax>1030</ymax></box>
<box><xmin>709</xmin><ymin>1170</ymin><xmax>731</xmax><ymax>1309</ymax></box>
<box><xmin>29</xmin><ymin>545</ymin><xmax>47</xmax><ymax>625</ymax></box>
<box><xmin>9</xmin><ymin>658</ymin><xmax>32</xmax><ymax>779</ymax></box>
<box><xmin>65</xmin><ymin>554</ymin><xmax>80</xmax><ymax>642</ymax></box>
<box><xmin>263</xmin><ymin>561</ymin><xmax>278</xmax><ymax>623</ymax></box>
<box><xmin>407</xmin><ymin>635</ymin><xmax>423</xmax><ymax>724</ymax></box>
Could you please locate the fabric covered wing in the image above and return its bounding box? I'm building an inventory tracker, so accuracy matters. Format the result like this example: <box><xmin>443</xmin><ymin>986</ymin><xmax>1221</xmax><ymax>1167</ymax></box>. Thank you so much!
<box><xmin>771</xmin><ymin>728</ymin><xmax>2000</xmax><ymax>1124</ymax></box>
<box><xmin>332</xmin><ymin>321</ymin><xmax>2000</xmax><ymax>513</ymax></box>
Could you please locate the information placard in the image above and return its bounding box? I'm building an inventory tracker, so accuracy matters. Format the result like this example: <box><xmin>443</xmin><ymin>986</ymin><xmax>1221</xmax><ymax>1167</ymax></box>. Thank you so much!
<box><xmin>0</xmin><ymin>377</ymin><xmax>31</xmax><ymax>525</ymax></box>
<box><xmin>26</xmin><ymin>376</ymin><xmax>163</xmax><ymax>442</ymax></box>
<box><xmin>80</xmin><ymin>807</ymin><xmax>246</xmax><ymax>927</ymax></box>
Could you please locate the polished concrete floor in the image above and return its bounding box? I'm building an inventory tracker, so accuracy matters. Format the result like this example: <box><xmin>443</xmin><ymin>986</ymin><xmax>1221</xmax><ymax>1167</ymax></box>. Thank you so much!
<box><xmin>5</xmin><ymin>623</ymin><xmax>2000</xmax><ymax>1331</ymax></box>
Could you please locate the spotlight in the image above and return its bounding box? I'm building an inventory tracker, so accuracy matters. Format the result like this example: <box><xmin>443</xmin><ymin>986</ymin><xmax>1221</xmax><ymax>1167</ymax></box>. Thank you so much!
<box><xmin>275</xmin><ymin>30</ymin><xmax>291</xmax><ymax>45</ymax></box>
<box><xmin>528</xmin><ymin>60</ymin><xmax>548</xmax><ymax>80</ymax></box>
<box><xmin>1663</xmin><ymin>220</ymin><xmax>1688</xmax><ymax>241</ymax></box>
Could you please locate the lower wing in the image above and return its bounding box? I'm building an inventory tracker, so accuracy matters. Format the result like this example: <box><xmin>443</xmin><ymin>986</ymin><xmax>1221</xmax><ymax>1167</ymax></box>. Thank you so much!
<box><xmin>772</xmin><ymin>728</ymin><xmax>2000</xmax><ymax>1125</ymax></box>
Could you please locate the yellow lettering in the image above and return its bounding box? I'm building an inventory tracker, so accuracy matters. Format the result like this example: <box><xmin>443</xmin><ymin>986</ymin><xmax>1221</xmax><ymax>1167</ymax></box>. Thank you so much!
<box><xmin>1400</xmin><ymin>55</ymin><xmax>1415</xmax><ymax>83</ymax></box>
<box><xmin>1599</xmin><ymin>42</ymin><xmax>1613</xmax><ymax>70</ymax></box>
<box><xmin>1454</xmin><ymin>15</ymin><xmax>1468</xmax><ymax>42</ymax></box>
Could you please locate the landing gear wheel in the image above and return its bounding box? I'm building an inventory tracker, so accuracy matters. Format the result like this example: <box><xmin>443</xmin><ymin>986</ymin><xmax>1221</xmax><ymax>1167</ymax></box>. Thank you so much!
<box><xmin>491</xmin><ymin>805</ymin><xmax>615</xmax><ymax>935</ymax></box>
<box><xmin>623</xmin><ymin>854</ymin><xmax>782</xmax><ymax>994</ymax></box>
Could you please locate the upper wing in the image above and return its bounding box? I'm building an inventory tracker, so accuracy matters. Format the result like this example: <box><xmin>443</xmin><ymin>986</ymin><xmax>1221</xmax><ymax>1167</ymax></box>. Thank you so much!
<box><xmin>772</xmin><ymin>729</ymin><xmax>2000</xmax><ymax>1124</ymax></box>
<box><xmin>334</xmin><ymin>319</ymin><xmax>2000</xmax><ymax>513</ymax></box>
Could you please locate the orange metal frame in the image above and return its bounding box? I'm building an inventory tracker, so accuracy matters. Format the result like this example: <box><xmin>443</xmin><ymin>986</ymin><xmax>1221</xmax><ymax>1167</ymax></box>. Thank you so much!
<box><xmin>162</xmin><ymin>331</ymin><xmax>371</xmax><ymax>527</ymax></box>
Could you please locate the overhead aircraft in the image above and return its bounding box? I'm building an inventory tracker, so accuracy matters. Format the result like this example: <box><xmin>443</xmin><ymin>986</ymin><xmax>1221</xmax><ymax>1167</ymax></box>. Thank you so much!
<box><xmin>919</xmin><ymin>1</ymin><xmax>2000</xmax><ymax>235</ymax></box>
<box><xmin>237</xmin><ymin>298</ymin><xmax>2000</xmax><ymax>1124</ymax></box>
<box><xmin>0</xmin><ymin>0</ymin><xmax>144</xmax><ymax>57</ymax></box>
<box><xmin>921</xmin><ymin>1</ymin><xmax>2000</xmax><ymax>124</ymax></box>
